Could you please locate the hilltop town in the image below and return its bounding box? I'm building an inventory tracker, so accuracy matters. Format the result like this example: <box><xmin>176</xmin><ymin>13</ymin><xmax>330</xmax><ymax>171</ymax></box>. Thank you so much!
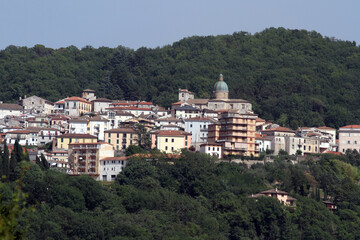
<box><xmin>0</xmin><ymin>73</ymin><xmax>355</xmax><ymax>181</ymax></box>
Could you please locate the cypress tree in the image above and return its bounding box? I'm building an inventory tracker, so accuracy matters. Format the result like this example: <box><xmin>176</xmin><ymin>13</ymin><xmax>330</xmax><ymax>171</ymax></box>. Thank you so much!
<box><xmin>2</xmin><ymin>141</ymin><xmax>10</xmax><ymax>181</ymax></box>
<box><xmin>14</xmin><ymin>139</ymin><xmax>24</xmax><ymax>163</ymax></box>
<box><xmin>40</xmin><ymin>153</ymin><xmax>49</xmax><ymax>170</ymax></box>
<box><xmin>9</xmin><ymin>150</ymin><xmax>17</xmax><ymax>181</ymax></box>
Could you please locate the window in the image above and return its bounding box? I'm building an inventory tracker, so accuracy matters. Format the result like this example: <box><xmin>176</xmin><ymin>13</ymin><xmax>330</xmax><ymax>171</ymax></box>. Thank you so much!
<box><xmin>61</xmin><ymin>138</ymin><xmax>63</xmax><ymax>143</ymax></box>
<box><xmin>355</xmin><ymin>141</ymin><xmax>358</xmax><ymax>144</ymax></box>
<box><xmin>165</xmin><ymin>138</ymin><xmax>168</xmax><ymax>142</ymax></box>
<box><xmin>348</xmin><ymin>140</ymin><xmax>351</xmax><ymax>144</ymax></box>
<box><xmin>108</xmin><ymin>139</ymin><xmax>111</xmax><ymax>144</ymax></box>
<box><xmin>171</xmin><ymin>138</ymin><xmax>174</xmax><ymax>142</ymax></box>
<box><xmin>165</xmin><ymin>146</ymin><xmax>168</xmax><ymax>150</ymax></box>
<box><xmin>117</xmin><ymin>133</ymin><xmax>119</xmax><ymax>138</ymax></box>
<box><xmin>108</xmin><ymin>133</ymin><xmax>111</xmax><ymax>138</ymax></box>
<box><xmin>171</xmin><ymin>147</ymin><xmax>174</xmax><ymax>151</ymax></box>
<box><xmin>190</xmin><ymin>124</ymin><xmax>192</xmax><ymax>128</ymax></box>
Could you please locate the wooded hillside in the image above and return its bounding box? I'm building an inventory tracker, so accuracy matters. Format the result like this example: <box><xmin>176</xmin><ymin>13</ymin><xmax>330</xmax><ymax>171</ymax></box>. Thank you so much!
<box><xmin>1</xmin><ymin>27</ymin><xmax>359</xmax><ymax>128</ymax></box>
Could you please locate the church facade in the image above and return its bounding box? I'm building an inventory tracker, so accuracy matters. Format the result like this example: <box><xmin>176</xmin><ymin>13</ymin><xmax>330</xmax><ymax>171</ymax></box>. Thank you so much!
<box><xmin>178</xmin><ymin>74</ymin><xmax>253</xmax><ymax>114</ymax></box>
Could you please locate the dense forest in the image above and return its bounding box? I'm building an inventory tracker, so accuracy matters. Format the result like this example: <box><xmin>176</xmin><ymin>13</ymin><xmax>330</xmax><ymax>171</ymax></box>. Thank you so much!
<box><xmin>1</xmin><ymin>27</ymin><xmax>360</xmax><ymax>128</ymax></box>
<box><xmin>3</xmin><ymin>143</ymin><xmax>360</xmax><ymax>239</ymax></box>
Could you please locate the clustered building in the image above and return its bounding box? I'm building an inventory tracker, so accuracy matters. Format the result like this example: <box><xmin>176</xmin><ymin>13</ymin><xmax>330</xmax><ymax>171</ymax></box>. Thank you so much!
<box><xmin>0</xmin><ymin>74</ymin><xmax>351</xmax><ymax>181</ymax></box>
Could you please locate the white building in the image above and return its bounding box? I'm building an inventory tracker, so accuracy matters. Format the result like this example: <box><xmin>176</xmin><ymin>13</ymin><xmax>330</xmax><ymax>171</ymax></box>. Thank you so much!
<box><xmin>68</xmin><ymin>118</ymin><xmax>88</xmax><ymax>134</ymax></box>
<box><xmin>88</xmin><ymin>116</ymin><xmax>109</xmax><ymax>141</ymax></box>
<box><xmin>5</xmin><ymin>129</ymin><xmax>38</xmax><ymax>145</ymax></box>
<box><xmin>106</xmin><ymin>111</ymin><xmax>135</xmax><ymax>129</ymax></box>
<box><xmin>200</xmin><ymin>143</ymin><xmax>222</xmax><ymax>159</ymax></box>
<box><xmin>255</xmin><ymin>134</ymin><xmax>272</xmax><ymax>153</ymax></box>
<box><xmin>184</xmin><ymin>117</ymin><xmax>214</xmax><ymax>149</ymax></box>
<box><xmin>99</xmin><ymin>156</ymin><xmax>128</xmax><ymax>181</ymax></box>
<box><xmin>0</xmin><ymin>103</ymin><xmax>23</xmax><ymax>119</ymax></box>
<box><xmin>92</xmin><ymin>98</ymin><xmax>112</xmax><ymax>113</ymax></box>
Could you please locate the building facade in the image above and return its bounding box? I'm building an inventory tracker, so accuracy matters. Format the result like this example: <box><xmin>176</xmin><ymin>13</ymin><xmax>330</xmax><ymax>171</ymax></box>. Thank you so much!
<box><xmin>208</xmin><ymin>110</ymin><xmax>258</xmax><ymax>157</ymax></box>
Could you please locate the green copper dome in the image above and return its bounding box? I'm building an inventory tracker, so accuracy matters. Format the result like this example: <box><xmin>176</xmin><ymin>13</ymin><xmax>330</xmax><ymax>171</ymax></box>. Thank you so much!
<box><xmin>213</xmin><ymin>74</ymin><xmax>229</xmax><ymax>92</ymax></box>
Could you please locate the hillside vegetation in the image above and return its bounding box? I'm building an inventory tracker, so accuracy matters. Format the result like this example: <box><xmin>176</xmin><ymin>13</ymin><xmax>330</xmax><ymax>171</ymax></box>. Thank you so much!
<box><xmin>3</xmin><ymin>149</ymin><xmax>360</xmax><ymax>239</ymax></box>
<box><xmin>1</xmin><ymin>27</ymin><xmax>360</xmax><ymax>128</ymax></box>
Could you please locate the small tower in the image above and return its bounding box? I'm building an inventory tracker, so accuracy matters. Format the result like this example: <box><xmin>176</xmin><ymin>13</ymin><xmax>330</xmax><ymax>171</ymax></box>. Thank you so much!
<box><xmin>213</xmin><ymin>74</ymin><xmax>229</xmax><ymax>99</ymax></box>
<box><xmin>82</xmin><ymin>89</ymin><xmax>96</xmax><ymax>101</ymax></box>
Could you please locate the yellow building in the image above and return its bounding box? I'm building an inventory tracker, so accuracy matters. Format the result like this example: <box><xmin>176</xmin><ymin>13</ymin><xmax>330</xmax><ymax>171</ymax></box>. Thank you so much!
<box><xmin>64</xmin><ymin>96</ymin><xmax>92</xmax><ymax>116</ymax></box>
<box><xmin>208</xmin><ymin>110</ymin><xmax>258</xmax><ymax>157</ymax></box>
<box><xmin>55</xmin><ymin>133</ymin><xmax>97</xmax><ymax>150</ymax></box>
<box><xmin>104</xmin><ymin>127</ymin><xmax>138</xmax><ymax>150</ymax></box>
<box><xmin>151</xmin><ymin>130</ymin><xmax>192</xmax><ymax>153</ymax></box>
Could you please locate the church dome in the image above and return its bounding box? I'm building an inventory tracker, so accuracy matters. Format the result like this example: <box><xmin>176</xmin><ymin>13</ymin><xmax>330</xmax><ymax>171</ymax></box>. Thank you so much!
<box><xmin>213</xmin><ymin>74</ymin><xmax>229</xmax><ymax>92</ymax></box>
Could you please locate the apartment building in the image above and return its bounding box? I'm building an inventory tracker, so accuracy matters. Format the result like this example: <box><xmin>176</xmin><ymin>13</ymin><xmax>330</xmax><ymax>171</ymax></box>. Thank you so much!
<box><xmin>68</xmin><ymin>142</ymin><xmax>114</xmax><ymax>177</ymax></box>
<box><xmin>208</xmin><ymin>110</ymin><xmax>258</xmax><ymax>157</ymax></box>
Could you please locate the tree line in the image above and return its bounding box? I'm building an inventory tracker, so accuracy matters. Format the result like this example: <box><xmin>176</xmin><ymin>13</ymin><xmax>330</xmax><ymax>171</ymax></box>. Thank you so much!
<box><xmin>2</xmin><ymin>149</ymin><xmax>360</xmax><ymax>239</ymax></box>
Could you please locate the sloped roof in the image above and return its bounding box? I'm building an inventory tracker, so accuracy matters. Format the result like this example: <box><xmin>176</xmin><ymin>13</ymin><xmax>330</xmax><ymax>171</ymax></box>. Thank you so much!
<box><xmin>152</xmin><ymin>130</ymin><xmax>191</xmax><ymax>136</ymax></box>
<box><xmin>0</xmin><ymin>104</ymin><xmax>23</xmax><ymax>111</ymax></box>
<box><xmin>65</xmin><ymin>96</ymin><xmax>91</xmax><ymax>104</ymax></box>
<box><xmin>340</xmin><ymin>125</ymin><xmax>360</xmax><ymax>129</ymax></box>
<box><xmin>105</xmin><ymin>128</ymin><xmax>135</xmax><ymax>133</ymax></box>
<box><xmin>92</xmin><ymin>98</ymin><xmax>112</xmax><ymax>102</ymax></box>
<box><xmin>262</xmin><ymin>127</ymin><xmax>295</xmax><ymax>133</ymax></box>
<box><xmin>58</xmin><ymin>133</ymin><xmax>97</xmax><ymax>138</ymax></box>
<box><xmin>318</xmin><ymin>126</ymin><xmax>336</xmax><ymax>130</ymax></box>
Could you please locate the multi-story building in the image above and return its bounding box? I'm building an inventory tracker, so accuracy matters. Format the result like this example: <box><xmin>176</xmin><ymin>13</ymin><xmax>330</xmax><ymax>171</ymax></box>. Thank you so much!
<box><xmin>104</xmin><ymin>127</ymin><xmax>138</xmax><ymax>150</ymax></box>
<box><xmin>261</xmin><ymin>127</ymin><xmax>296</xmax><ymax>155</ymax></box>
<box><xmin>55</xmin><ymin>133</ymin><xmax>97</xmax><ymax>150</ymax></box>
<box><xmin>338</xmin><ymin>125</ymin><xmax>360</xmax><ymax>153</ymax></box>
<box><xmin>99</xmin><ymin>156</ymin><xmax>128</xmax><ymax>181</ymax></box>
<box><xmin>200</xmin><ymin>143</ymin><xmax>222</xmax><ymax>158</ymax></box>
<box><xmin>184</xmin><ymin>117</ymin><xmax>214</xmax><ymax>149</ymax></box>
<box><xmin>68</xmin><ymin>142</ymin><xmax>114</xmax><ymax>178</ymax></box>
<box><xmin>68</xmin><ymin>118</ymin><xmax>88</xmax><ymax>134</ymax></box>
<box><xmin>88</xmin><ymin>116</ymin><xmax>109</xmax><ymax>141</ymax></box>
<box><xmin>151</xmin><ymin>130</ymin><xmax>192</xmax><ymax>154</ymax></box>
<box><xmin>64</xmin><ymin>97</ymin><xmax>92</xmax><ymax>116</ymax></box>
<box><xmin>208</xmin><ymin>110</ymin><xmax>258</xmax><ymax>157</ymax></box>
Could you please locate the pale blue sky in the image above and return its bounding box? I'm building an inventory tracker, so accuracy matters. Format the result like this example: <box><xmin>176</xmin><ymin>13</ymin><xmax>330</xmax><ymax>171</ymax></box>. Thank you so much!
<box><xmin>0</xmin><ymin>0</ymin><xmax>359</xmax><ymax>50</ymax></box>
